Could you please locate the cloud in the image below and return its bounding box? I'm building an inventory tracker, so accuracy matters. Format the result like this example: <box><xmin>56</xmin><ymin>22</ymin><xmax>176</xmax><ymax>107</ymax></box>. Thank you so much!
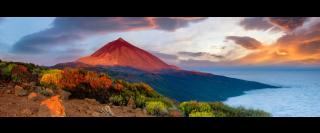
<box><xmin>269</xmin><ymin>17</ymin><xmax>308</xmax><ymax>32</ymax></box>
<box><xmin>231</xmin><ymin>18</ymin><xmax>320</xmax><ymax>66</ymax></box>
<box><xmin>178</xmin><ymin>51</ymin><xmax>225</xmax><ymax>60</ymax></box>
<box><xmin>225</xmin><ymin>36</ymin><xmax>263</xmax><ymax>50</ymax></box>
<box><xmin>151</xmin><ymin>51</ymin><xmax>180</xmax><ymax>64</ymax></box>
<box><xmin>12</xmin><ymin>17</ymin><xmax>207</xmax><ymax>54</ymax></box>
<box><xmin>239</xmin><ymin>17</ymin><xmax>274</xmax><ymax>31</ymax></box>
<box><xmin>239</xmin><ymin>17</ymin><xmax>309</xmax><ymax>32</ymax></box>
<box><xmin>153</xmin><ymin>17</ymin><xmax>207</xmax><ymax>31</ymax></box>
<box><xmin>299</xmin><ymin>40</ymin><xmax>320</xmax><ymax>54</ymax></box>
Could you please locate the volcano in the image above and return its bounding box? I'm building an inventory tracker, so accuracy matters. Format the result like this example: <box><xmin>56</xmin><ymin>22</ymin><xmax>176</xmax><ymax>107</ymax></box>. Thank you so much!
<box><xmin>54</xmin><ymin>38</ymin><xmax>278</xmax><ymax>101</ymax></box>
<box><xmin>77</xmin><ymin>38</ymin><xmax>178</xmax><ymax>72</ymax></box>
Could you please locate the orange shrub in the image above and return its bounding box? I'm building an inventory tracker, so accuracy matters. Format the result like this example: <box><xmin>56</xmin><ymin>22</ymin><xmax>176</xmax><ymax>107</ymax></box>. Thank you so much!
<box><xmin>84</xmin><ymin>71</ymin><xmax>112</xmax><ymax>90</ymax></box>
<box><xmin>60</xmin><ymin>68</ymin><xmax>85</xmax><ymax>90</ymax></box>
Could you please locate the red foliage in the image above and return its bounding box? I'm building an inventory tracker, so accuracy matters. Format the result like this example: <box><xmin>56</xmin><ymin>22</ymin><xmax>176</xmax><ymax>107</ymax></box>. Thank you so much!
<box><xmin>11</xmin><ymin>65</ymin><xmax>29</xmax><ymax>75</ymax></box>
<box><xmin>60</xmin><ymin>68</ymin><xmax>85</xmax><ymax>90</ymax></box>
<box><xmin>84</xmin><ymin>71</ymin><xmax>112</xmax><ymax>90</ymax></box>
<box><xmin>11</xmin><ymin>65</ymin><xmax>30</xmax><ymax>82</ymax></box>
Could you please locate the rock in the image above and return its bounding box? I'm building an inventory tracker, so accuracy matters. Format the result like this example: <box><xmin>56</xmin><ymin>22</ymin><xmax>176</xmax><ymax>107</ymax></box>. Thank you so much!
<box><xmin>36</xmin><ymin>87</ymin><xmax>54</xmax><ymax>97</ymax></box>
<box><xmin>14</xmin><ymin>85</ymin><xmax>28</xmax><ymax>96</ymax></box>
<box><xmin>84</xmin><ymin>98</ymin><xmax>98</xmax><ymax>104</ymax></box>
<box><xmin>5</xmin><ymin>89</ymin><xmax>12</xmax><ymax>94</ymax></box>
<box><xmin>35</xmin><ymin>86</ymin><xmax>42</xmax><ymax>92</ymax></box>
<box><xmin>127</xmin><ymin>97</ymin><xmax>136</xmax><ymax>109</ymax></box>
<box><xmin>102</xmin><ymin>105</ymin><xmax>115</xmax><ymax>117</ymax></box>
<box><xmin>27</xmin><ymin>92</ymin><xmax>39</xmax><ymax>101</ymax></box>
<box><xmin>57</xmin><ymin>89</ymin><xmax>71</xmax><ymax>100</ymax></box>
<box><xmin>44</xmin><ymin>88</ymin><xmax>54</xmax><ymax>96</ymax></box>
<box><xmin>39</xmin><ymin>95</ymin><xmax>66</xmax><ymax>117</ymax></box>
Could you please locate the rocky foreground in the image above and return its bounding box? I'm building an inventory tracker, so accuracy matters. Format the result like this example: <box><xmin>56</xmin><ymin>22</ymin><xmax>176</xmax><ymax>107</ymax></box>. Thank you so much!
<box><xmin>0</xmin><ymin>82</ymin><xmax>152</xmax><ymax>117</ymax></box>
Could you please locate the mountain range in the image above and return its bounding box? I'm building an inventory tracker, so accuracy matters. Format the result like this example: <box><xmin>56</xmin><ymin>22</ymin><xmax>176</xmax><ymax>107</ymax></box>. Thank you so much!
<box><xmin>54</xmin><ymin>38</ymin><xmax>278</xmax><ymax>101</ymax></box>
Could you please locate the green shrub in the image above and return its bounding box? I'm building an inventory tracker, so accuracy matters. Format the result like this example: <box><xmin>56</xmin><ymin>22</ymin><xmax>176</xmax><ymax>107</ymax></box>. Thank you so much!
<box><xmin>209</xmin><ymin>102</ymin><xmax>271</xmax><ymax>117</ymax></box>
<box><xmin>109</xmin><ymin>95</ymin><xmax>126</xmax><ymax>106</ymax></box>
<box><xmin>229</xmin><ymin>106</ymin><xmax>271</xmax><ymax>117</ymax></box>
<box><xmin>0</xmin><ymin>64</ymin><xmax>16</xmax><ymax>79</ymax></box>
<box><xmin>135</xmin><ymin>95</ymin><xmax>146</xmax><ymax>108</ymax></box>
<box><xmin>146</xmin><ymin>101</ymin><xmax>168</xmax><ymax>116</ymax></box>
<box><xmin>179</xmin><ymin>101</ymin><xmax>212</xmax><ymax>116</ymax></box>
<box><xmin>189</xmin><ymin>111</ymin><xmax>214</xmax><ymax>117</ymax></box>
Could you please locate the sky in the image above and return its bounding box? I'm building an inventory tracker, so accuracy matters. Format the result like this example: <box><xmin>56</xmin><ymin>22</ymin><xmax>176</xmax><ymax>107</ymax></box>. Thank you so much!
<box><xmin>0</xmin><ymin>17</ymin><xmax>319</xmax><ymax>68</ymax></box>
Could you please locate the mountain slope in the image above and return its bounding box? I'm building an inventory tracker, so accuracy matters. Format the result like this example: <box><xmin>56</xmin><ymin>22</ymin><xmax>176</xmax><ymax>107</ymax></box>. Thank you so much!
<box><xmin>54</xmin><ymin>38</ymin><xmax>279</xmax><ymax>102</ymax></box>
<box><xmin>54</xmin><ymin>63</ymin><xmax>278</xmax><ymax>101</ymax></box>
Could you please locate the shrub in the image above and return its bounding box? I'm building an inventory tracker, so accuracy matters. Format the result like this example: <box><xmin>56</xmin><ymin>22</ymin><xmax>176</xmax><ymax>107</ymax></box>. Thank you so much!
<box><xmin>0</xmin><ymin>63</ymin><xmax>16</xmax><ymax>80</ymax></box>
<box><xmin>146</xmin><ymin>97</ymin><xmax>174</xmax><ymax>108</ymax></box>
<box><xmin>179</xmin><ymin>101</ymin><xmax>212</xmax><ymax>116</ymax></box>
<box><xmin>135</xmin><ymin>95</ymin><xmax>146</xmax><ymax>108</ymax></box>
<box><xmin>40</xmin><ymin>69</ymin><xmax>63</xmax><ymax>87</ymax></box>
<box><xmin>229</xmin><ymin>106</ymin><xmax>271</xmax><ymax>117</ymax></box>
<box><xmin>208</xmin><ymin>102</ymin><xmax>271</xmax><ymax>117</ymax></box>
<box><xmin>109</xmin><ymin>95</ymin><xmax>126</xmax><ymax>106</ymax></box>
<box><xmin>11</xmin><ymin>65</ymin><xmax>30</xmax><ymax>83</ymax></box>
<box><xmin>85</xmin><ymin>71</ymin><xmax>112</xmax><ymax>90</ymax></box>
<box><xmin>145</xmin><ymin>101</ymin><xmax>168</xmax><ymax>116</ymax></box>
<box><xmin>189</xmin><ymin>111</ymin><xmax>214</xmax><ymax>117</ymax></box>
<box><xmin>60</xmin><ymin>68</ymin><xmax>85</xmax><ymax>90</ymax></box>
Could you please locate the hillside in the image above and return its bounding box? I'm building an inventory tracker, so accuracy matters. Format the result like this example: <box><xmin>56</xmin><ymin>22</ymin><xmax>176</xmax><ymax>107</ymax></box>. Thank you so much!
<box><xmin>55</xmin><ymin>38</ymin><xmax>278</xmax><ymax>102</ymax></box>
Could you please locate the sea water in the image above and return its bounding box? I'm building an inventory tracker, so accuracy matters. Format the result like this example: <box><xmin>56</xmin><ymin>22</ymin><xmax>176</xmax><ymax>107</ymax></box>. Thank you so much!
<box><xmin>201</xmin><ymin>68</ymin><xmax>320</xmax><ymax>117</ymax></box>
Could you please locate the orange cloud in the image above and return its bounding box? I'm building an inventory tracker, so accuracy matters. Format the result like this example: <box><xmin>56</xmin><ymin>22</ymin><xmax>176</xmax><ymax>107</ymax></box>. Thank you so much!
<box><xmin>226</xmin><ymin>17</ymin><xmax>320</xmax><ymax>66</ymax></box>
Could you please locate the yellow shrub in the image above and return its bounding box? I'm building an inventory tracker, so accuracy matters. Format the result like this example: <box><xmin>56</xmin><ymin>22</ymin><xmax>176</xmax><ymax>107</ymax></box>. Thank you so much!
<box><xmin>40</xmin><ymin>70</ymin><xmax>63</xmax><ymax>87</ymax></box>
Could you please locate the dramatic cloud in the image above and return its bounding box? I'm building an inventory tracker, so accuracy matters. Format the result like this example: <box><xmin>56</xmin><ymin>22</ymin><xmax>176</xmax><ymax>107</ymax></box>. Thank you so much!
<box><xmin>233</xmin><ymin>18</ymin><xmax>320</xmax><ymax>66</ymax></box>
<box><xmin>239</xmin><ymin>17</ymin><xmax>309</xmax><ymax>32</ymax></box>
<box><xmin>226</xmin><ymin>36</ymin><xmax>263</xmax><ymax>50</ymax></box>
<box><xmin>12</xmin><ymin>17</ymin><xmax>207</xmax><ymax>54</ymax></box>
<box><xmin>269</xmin><ymin>17</ymin><xmax>308</xmax><ymax>32</ymax></box>
<box><xmin>239</xmin><ymin>17</ymin><xmax>274</xmax><ymax>31</ymax></box>
<box><xmin>299</xmin><ymin>40</ymin><xmax>320</xmax><ymax>54</ymax></box>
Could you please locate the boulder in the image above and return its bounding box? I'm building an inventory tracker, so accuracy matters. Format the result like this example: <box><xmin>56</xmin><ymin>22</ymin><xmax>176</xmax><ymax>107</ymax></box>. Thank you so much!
<box><xmin>57</xmin><ymin>89</ymin><xmax>71</xmax><ymax>100</ymax></box>
<box><xmin>14</xmin><ymin>85</ymin><xmax>28</xmax><ymax>96</ymax></box>
<box><xmin>27</xmin><ymin>92</ymin><xmax>39</xmax><ymax>101</ymax></box>
<box><xmin>36</xmin><ymin>87</ymin><xmax>54</xmax><ymax>97</ymax></box>
<box><xmin>39</xmin><ymin>95</ymin><xmax>66</xmax><ymax>117</ymax></box>
<box><xmin>44</xmin><ymin>88</ymin><xmax>54</xmax><ymax>96</ymax></box>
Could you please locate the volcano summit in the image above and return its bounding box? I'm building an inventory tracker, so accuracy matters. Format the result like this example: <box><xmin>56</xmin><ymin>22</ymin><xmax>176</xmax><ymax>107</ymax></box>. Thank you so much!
<box><xmin>77</xmin><ymin>38</ymin><xmax>178</xmax><ymax>72</ymax></box>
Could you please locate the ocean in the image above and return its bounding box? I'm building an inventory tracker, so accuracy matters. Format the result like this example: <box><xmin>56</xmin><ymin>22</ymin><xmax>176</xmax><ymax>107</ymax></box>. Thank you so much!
<box><xmin>200</xmin><ymin>67</ymin><xmax>320</xmax><ymax>117</ymax></box>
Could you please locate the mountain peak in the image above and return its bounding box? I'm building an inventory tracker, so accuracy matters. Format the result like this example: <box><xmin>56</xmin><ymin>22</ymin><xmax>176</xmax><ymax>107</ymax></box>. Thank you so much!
<box><xmin>76</xmin><ymin>38</ymin><xmax>179</xmax><ymax>72</ymax></box>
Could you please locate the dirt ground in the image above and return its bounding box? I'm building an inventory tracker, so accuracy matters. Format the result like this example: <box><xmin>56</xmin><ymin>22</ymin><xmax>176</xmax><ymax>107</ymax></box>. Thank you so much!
<box><xmin>0</xmin><ymin>86</ymin><xmax>151</xmax><ymax>117</ymax></box>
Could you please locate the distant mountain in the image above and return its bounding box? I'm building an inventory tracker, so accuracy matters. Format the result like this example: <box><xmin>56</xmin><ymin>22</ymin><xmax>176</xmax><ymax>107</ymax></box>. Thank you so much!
<box><xmin>54</xmin><ymin>38</ymin><xmax>278</xmax><ymax>101</ymax></box>
<box><xmin>77</xmin><ymin>38</ymin><xmax>179</xmax><ymax>72</ymax></box>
